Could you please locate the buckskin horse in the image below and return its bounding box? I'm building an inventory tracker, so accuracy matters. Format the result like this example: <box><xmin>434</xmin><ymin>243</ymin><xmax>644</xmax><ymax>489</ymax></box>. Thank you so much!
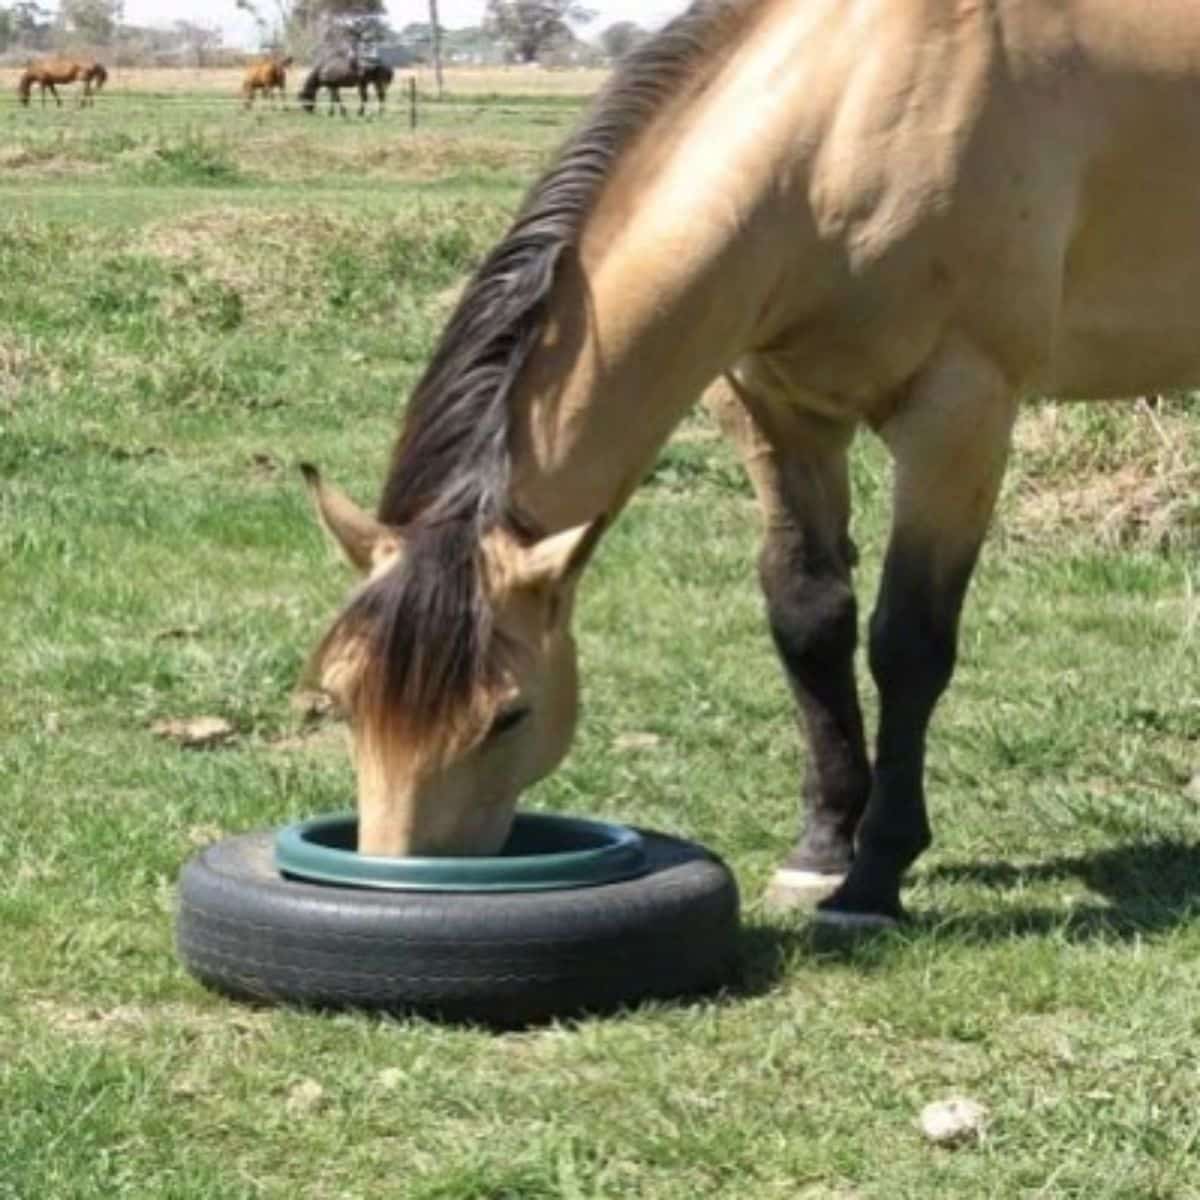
<box><xmin>297</xmin><ymin>53</ymin><xmax>393</xmax><ymax>117</ymax></box>
<box><xmin>300</xmin><ymin>0</ymin><xmax>1200</xmax><ymax>927</ymax></box>
<box><xmin>242</xmin><ymin>54</ymin><xmax>293</xmax><ymax>110</ymax></box>
<box><xmin>17</xmin><ymin>58</ymin><xmax>107</xmax><ymax>107</ymax></box>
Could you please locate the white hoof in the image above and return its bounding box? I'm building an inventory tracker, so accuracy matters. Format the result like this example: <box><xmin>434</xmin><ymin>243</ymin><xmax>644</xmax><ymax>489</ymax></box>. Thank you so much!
<box><xmin>763</xmin><ymin>868</ymin><xmax>846</xmax><ymax>912</ymax></box>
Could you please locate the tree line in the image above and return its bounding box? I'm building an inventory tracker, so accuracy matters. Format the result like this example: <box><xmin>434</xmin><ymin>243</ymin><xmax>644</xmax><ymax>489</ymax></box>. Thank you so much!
<box><xmin>0</xmin><ymin>0</ymin><xmax>650</xmax><ymax>68</ymax></box>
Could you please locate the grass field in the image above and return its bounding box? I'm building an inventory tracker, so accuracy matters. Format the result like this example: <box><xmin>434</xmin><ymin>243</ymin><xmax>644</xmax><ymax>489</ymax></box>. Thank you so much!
<box><xmin>5</xmin><ymin>82</ymin><xmax>1200</xmax><ymax>1199</ymax></box>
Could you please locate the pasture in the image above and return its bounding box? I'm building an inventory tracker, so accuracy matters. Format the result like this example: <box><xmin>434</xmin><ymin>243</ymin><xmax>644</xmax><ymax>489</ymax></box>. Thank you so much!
<box><xmin>5</xmin><ymin>72</ymin><xmax>1200</xmax><ymax>1199</ymax></box>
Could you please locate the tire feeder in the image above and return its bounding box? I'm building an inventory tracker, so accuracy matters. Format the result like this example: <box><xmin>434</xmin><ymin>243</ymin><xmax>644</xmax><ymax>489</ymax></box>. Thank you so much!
<box><xmin>176</xmin><ymin>812</ymin><xmax>741</xmax><ymax>1026</ymax></box>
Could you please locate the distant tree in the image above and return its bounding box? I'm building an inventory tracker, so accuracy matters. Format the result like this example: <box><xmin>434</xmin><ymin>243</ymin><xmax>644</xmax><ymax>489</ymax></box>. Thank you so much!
<box><xmin>599</xmin><ymin>19</ymin><xmax>643</xmax><ymax>61</ymax></box>
<box><xmin>173</xmin><ymin>19</ymin><xmax>223</xmax><ymax>66</ymax></box>
<box><xmin>11</xmin><ymin>0</ymin><xmax>52</xmax><ymax>47</ymax></box>
<box><xmin>317</xmin><ymin>7</ymin><xmax>390</xmax><ymax>58</ymax></box>
<box><xmin>317</xmin><ymin>0</ymin><xmax>383</xmax><ymax>13</ymax></box>
<box><xmin>484</xmin><ymin>0</ymin><xmax>596</xmax><ymax>64</ymax></box>
<box><xmin>0</xmin><ymin>7</ymin><xmax>14</xmax><ymax>51</ymax></box>
<box><xmin>60</xmin><ymin>0</ymin><xmax>122</xmax><ymax>45</ymax></box>
<box><xmin>234</xmin><ymin>0</ymin><xmax>383</xmax><ymax>54</ymax></box>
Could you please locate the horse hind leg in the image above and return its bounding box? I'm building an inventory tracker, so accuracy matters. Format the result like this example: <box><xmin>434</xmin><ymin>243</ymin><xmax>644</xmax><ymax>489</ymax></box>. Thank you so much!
<box><xmin>818</xmin><ymin>337</ymin><xmax>1018</xmax><ymax>927</ymax></box>
<box><xmin>708</xmin><ymin>374</ymin><xmax>870</xmax><ymax>911</ymax></box>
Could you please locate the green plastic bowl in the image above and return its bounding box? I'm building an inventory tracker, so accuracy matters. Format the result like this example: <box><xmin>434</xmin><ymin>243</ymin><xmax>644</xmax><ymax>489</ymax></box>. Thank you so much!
<box><xmin>274</xmin><ymin>812</ymin><xmax>648</xmax><ymax>893</ymax></box>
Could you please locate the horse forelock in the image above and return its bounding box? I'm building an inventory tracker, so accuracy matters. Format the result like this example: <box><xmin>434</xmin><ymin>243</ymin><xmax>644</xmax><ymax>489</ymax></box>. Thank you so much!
<box><xmin>312</xmin><ymin>519</ymin><xmax>507</xmax><ymax>765</ymax></box>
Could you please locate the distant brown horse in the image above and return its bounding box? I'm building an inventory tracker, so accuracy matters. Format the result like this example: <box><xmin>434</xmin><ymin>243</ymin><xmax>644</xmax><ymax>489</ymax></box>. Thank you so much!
<box><xmin>242</xmin><ymin>55</ymin><xmax>293</xmax><ymax>110</ymax></box>
<box><xmin>17</xmin><ymin>58</ymin><xmax>107</xmax><ymax>108</ymax></box>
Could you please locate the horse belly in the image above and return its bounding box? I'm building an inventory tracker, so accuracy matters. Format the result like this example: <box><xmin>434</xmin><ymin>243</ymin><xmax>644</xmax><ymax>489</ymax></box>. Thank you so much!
<box><xmin>1049</xmin><ymin>140</ymin><xmax>1200</xmax><ymax>398</ymax></box>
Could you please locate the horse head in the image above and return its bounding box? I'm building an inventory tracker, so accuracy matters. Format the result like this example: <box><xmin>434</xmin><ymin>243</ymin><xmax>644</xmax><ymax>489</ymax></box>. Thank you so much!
<box><xmin>301</xmin><ymin>465</ymin><xmax>605</xmax><ymax>857</ymax></box>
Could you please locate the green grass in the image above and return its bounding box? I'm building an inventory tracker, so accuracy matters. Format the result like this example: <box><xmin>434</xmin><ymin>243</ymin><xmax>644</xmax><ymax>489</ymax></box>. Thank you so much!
<box><xmin>6</xmin><ymin>92</ymin><xmax>1200</xmax><ymax>1199</ymax></box>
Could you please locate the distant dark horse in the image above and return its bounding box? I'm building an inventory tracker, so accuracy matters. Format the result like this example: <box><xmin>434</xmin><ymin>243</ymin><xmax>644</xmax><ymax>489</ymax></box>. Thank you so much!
<box><xmin>297</xmin><ymin>54</ymin><xmax>393</xmax><ymax>117</ymax></box>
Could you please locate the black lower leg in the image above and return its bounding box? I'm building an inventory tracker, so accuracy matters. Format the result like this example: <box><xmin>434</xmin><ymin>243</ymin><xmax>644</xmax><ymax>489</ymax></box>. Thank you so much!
<box><xmin>822</xmin><ymin>542</ymin><xmax>975</xmax><ymax>920</ymax></box>
<box><xmin>762</xmin><ymin>530</ymin><xmax>870</xmax><ymax>876</ymax></box>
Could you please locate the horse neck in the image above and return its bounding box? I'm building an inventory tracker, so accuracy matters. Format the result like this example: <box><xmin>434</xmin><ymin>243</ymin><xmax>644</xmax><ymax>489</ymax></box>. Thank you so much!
<box><xmin>507</xmin><ymin>215</ymin><xmax>769</xmax><ymax>534</ymax></box>
<box><xmin>502</xmin><ymin>2</ymin><xmax>841</xmax><ymax>536</ymax></box>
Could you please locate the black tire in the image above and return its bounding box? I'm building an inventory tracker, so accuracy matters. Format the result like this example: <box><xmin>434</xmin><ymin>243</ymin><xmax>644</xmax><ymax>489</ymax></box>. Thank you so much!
<box><xmin>176</xmin><ymin>828</ymin><xmax>741</xmax><ymax>1026</ymax></box>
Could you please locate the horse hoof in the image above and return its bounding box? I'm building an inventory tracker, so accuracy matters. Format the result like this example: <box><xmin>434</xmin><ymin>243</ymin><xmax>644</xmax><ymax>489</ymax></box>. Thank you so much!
<box><xmin>809</xmin><ymin>906</ymin><xmax>899</xmax><ymax>931</ymax></box>
<box><xmin>763</xmin><ymin>867</ymin><xmax>846</xmax><ymax>912</ymax></box>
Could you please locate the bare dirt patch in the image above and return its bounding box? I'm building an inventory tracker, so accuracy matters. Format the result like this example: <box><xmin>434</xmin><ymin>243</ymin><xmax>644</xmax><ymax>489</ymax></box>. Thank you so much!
<box><xmin>30</xmin><ymin>998</ymin><xmax>270</xmax><ymax>1042</ymax></box>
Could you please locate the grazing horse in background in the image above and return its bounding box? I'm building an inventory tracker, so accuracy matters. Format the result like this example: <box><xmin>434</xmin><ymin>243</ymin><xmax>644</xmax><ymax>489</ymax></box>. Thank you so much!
<box><xmin>359</xmin><ymin>61</ymin><xmax>393</xmax><ymax>117</ymax></box>
<box><xmin>300</xmin><ymin>0</ymin><xmax>1200</xmax><ymax>928</ymax></box>
<box><xmin>242</xmin><ymin>55</ymin><xmax>293</xmax><ymax>109</ymax></box>
<box><xmin>18</xmin><ymin>58</ymin><xmax>107</xmax><ymax>107</ymax></box>
<box><xmin>297</xmin><ymin>54</ymin><xmax>393</xmax><ymax>117</ymax></box>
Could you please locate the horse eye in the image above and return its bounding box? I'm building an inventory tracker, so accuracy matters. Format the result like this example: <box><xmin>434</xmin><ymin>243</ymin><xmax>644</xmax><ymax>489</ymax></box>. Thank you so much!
<box><xmin>488</xmin><ymin>706</ymin><xmax>531</xmax><ymax>740</ymax></box>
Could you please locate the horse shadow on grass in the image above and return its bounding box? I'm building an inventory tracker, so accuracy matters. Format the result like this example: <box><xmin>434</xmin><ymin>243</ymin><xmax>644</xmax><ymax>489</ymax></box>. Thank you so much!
<box><xmin>913</xmin><ymin>837</ymin><xmax>1200</xmax><ymax>942</ymax></box>
<box><xmin>731</xmin><ymin>838</ymin><xmax>1200</xmax><ymax>995</ymax></box>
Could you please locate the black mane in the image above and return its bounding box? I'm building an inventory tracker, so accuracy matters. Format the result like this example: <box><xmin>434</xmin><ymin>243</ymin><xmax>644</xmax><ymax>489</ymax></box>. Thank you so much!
<box><xmin>315</xmin><ymin>1</ymin><xmax>753</xmax><ymax>752</ymax></box>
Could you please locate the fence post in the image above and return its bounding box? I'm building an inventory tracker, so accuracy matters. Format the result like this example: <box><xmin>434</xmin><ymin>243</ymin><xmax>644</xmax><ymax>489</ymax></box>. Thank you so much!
<box><xmin>409</xmin><ymin>76</ymin><xmax>417</xmax><ymax>132</ymax></box>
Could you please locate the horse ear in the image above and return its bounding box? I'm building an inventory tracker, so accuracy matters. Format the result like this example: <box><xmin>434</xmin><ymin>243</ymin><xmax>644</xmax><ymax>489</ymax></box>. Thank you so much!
<box><xmin>518</xmin><ymin>515</ymin><xmax>608</xmax><ymax>591</ymax></box>
<box><xmin>300</xmin><ymin>462</ymin><xmax>401</xmax><ymax>576</ymax></box>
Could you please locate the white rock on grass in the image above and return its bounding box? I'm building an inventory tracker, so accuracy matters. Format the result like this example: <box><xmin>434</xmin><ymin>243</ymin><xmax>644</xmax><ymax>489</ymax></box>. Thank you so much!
<box><xmin>918</xmin><ymin>1096</ymin><xmax>989</xmax><ymax>1147</ymax></box>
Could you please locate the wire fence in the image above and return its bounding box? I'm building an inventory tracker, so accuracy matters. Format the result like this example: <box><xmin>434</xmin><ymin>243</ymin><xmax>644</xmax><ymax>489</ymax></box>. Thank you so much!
<box><xmin>2</xmin><ymin>78</ymin><xmax>597</xmax><ymax>136</ymax></box>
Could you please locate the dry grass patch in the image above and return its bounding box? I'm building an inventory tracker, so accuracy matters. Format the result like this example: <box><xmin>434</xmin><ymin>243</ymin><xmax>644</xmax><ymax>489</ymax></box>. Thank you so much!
<box><xmin>0</xmin><ymin>333</ymin><xmax>48</xmax><ymax>403</ymax></box>
<box><xmin>231</xmin><ymin>127</ymin><xmax>545</xmax><ymax>183</ymax></box>
<box><xmin>413</xmin><ymin>65</ymin><xmax>608</xmax><ymax>96</ymax></box>
<box><xmin>0</xmin><ymin>143</ymin><xmax>105</xmax><ymax>177</ymax></box>
<box><xmin>1006</xmin><ymin>397</ymin><xmax>1200</xmax><ymax>550</ymax></box>
<box><xmin>140</xmin><ymin>206</ymin><xmax>323</xmax><ymax>321</ymax></box>
<box><xmin>29</xmin><ymin>997</ymin><xmax>272</xmax><ymax>1044</ymax></box>
<box><xmin>138</xmin><ymin>199</ymin><xmax>501</xmax><ymax>328</ymax></box>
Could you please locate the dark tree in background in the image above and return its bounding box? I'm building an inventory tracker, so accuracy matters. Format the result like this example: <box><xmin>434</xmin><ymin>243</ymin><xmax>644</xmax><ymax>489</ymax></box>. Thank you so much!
<box><xmin>234</xmin><ymin>0</ymin><xmax>306</xmax><ymax>51</ymax></box>
<box><xmin>234</xmin><ymin>0</ymin><xmax>385</xmax><ymax>54</ymax></box>
<box><xmin>484</xmin><ymin>0</ymin><xmax>596</xmax><ymax>64</ymax></box>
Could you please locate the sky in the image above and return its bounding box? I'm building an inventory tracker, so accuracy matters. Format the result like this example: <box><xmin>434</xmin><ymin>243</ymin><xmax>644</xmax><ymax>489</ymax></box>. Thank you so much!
<box><xmin>120</xmin><ymin>1</ymin><xmax>692</xmax><ymax>49</ymax></box>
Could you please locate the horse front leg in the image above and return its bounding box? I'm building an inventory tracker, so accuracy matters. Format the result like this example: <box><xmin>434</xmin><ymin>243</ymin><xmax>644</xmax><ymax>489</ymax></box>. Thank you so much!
<box><xmin>709</xmin><ymin>375</ymin><xmax>871</xmax><ymax>909</ymax></box>
<box><xmin>819</xmin><ymin>338</ymin><xmax>1018</xmax><ymax>927</ymax></box>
